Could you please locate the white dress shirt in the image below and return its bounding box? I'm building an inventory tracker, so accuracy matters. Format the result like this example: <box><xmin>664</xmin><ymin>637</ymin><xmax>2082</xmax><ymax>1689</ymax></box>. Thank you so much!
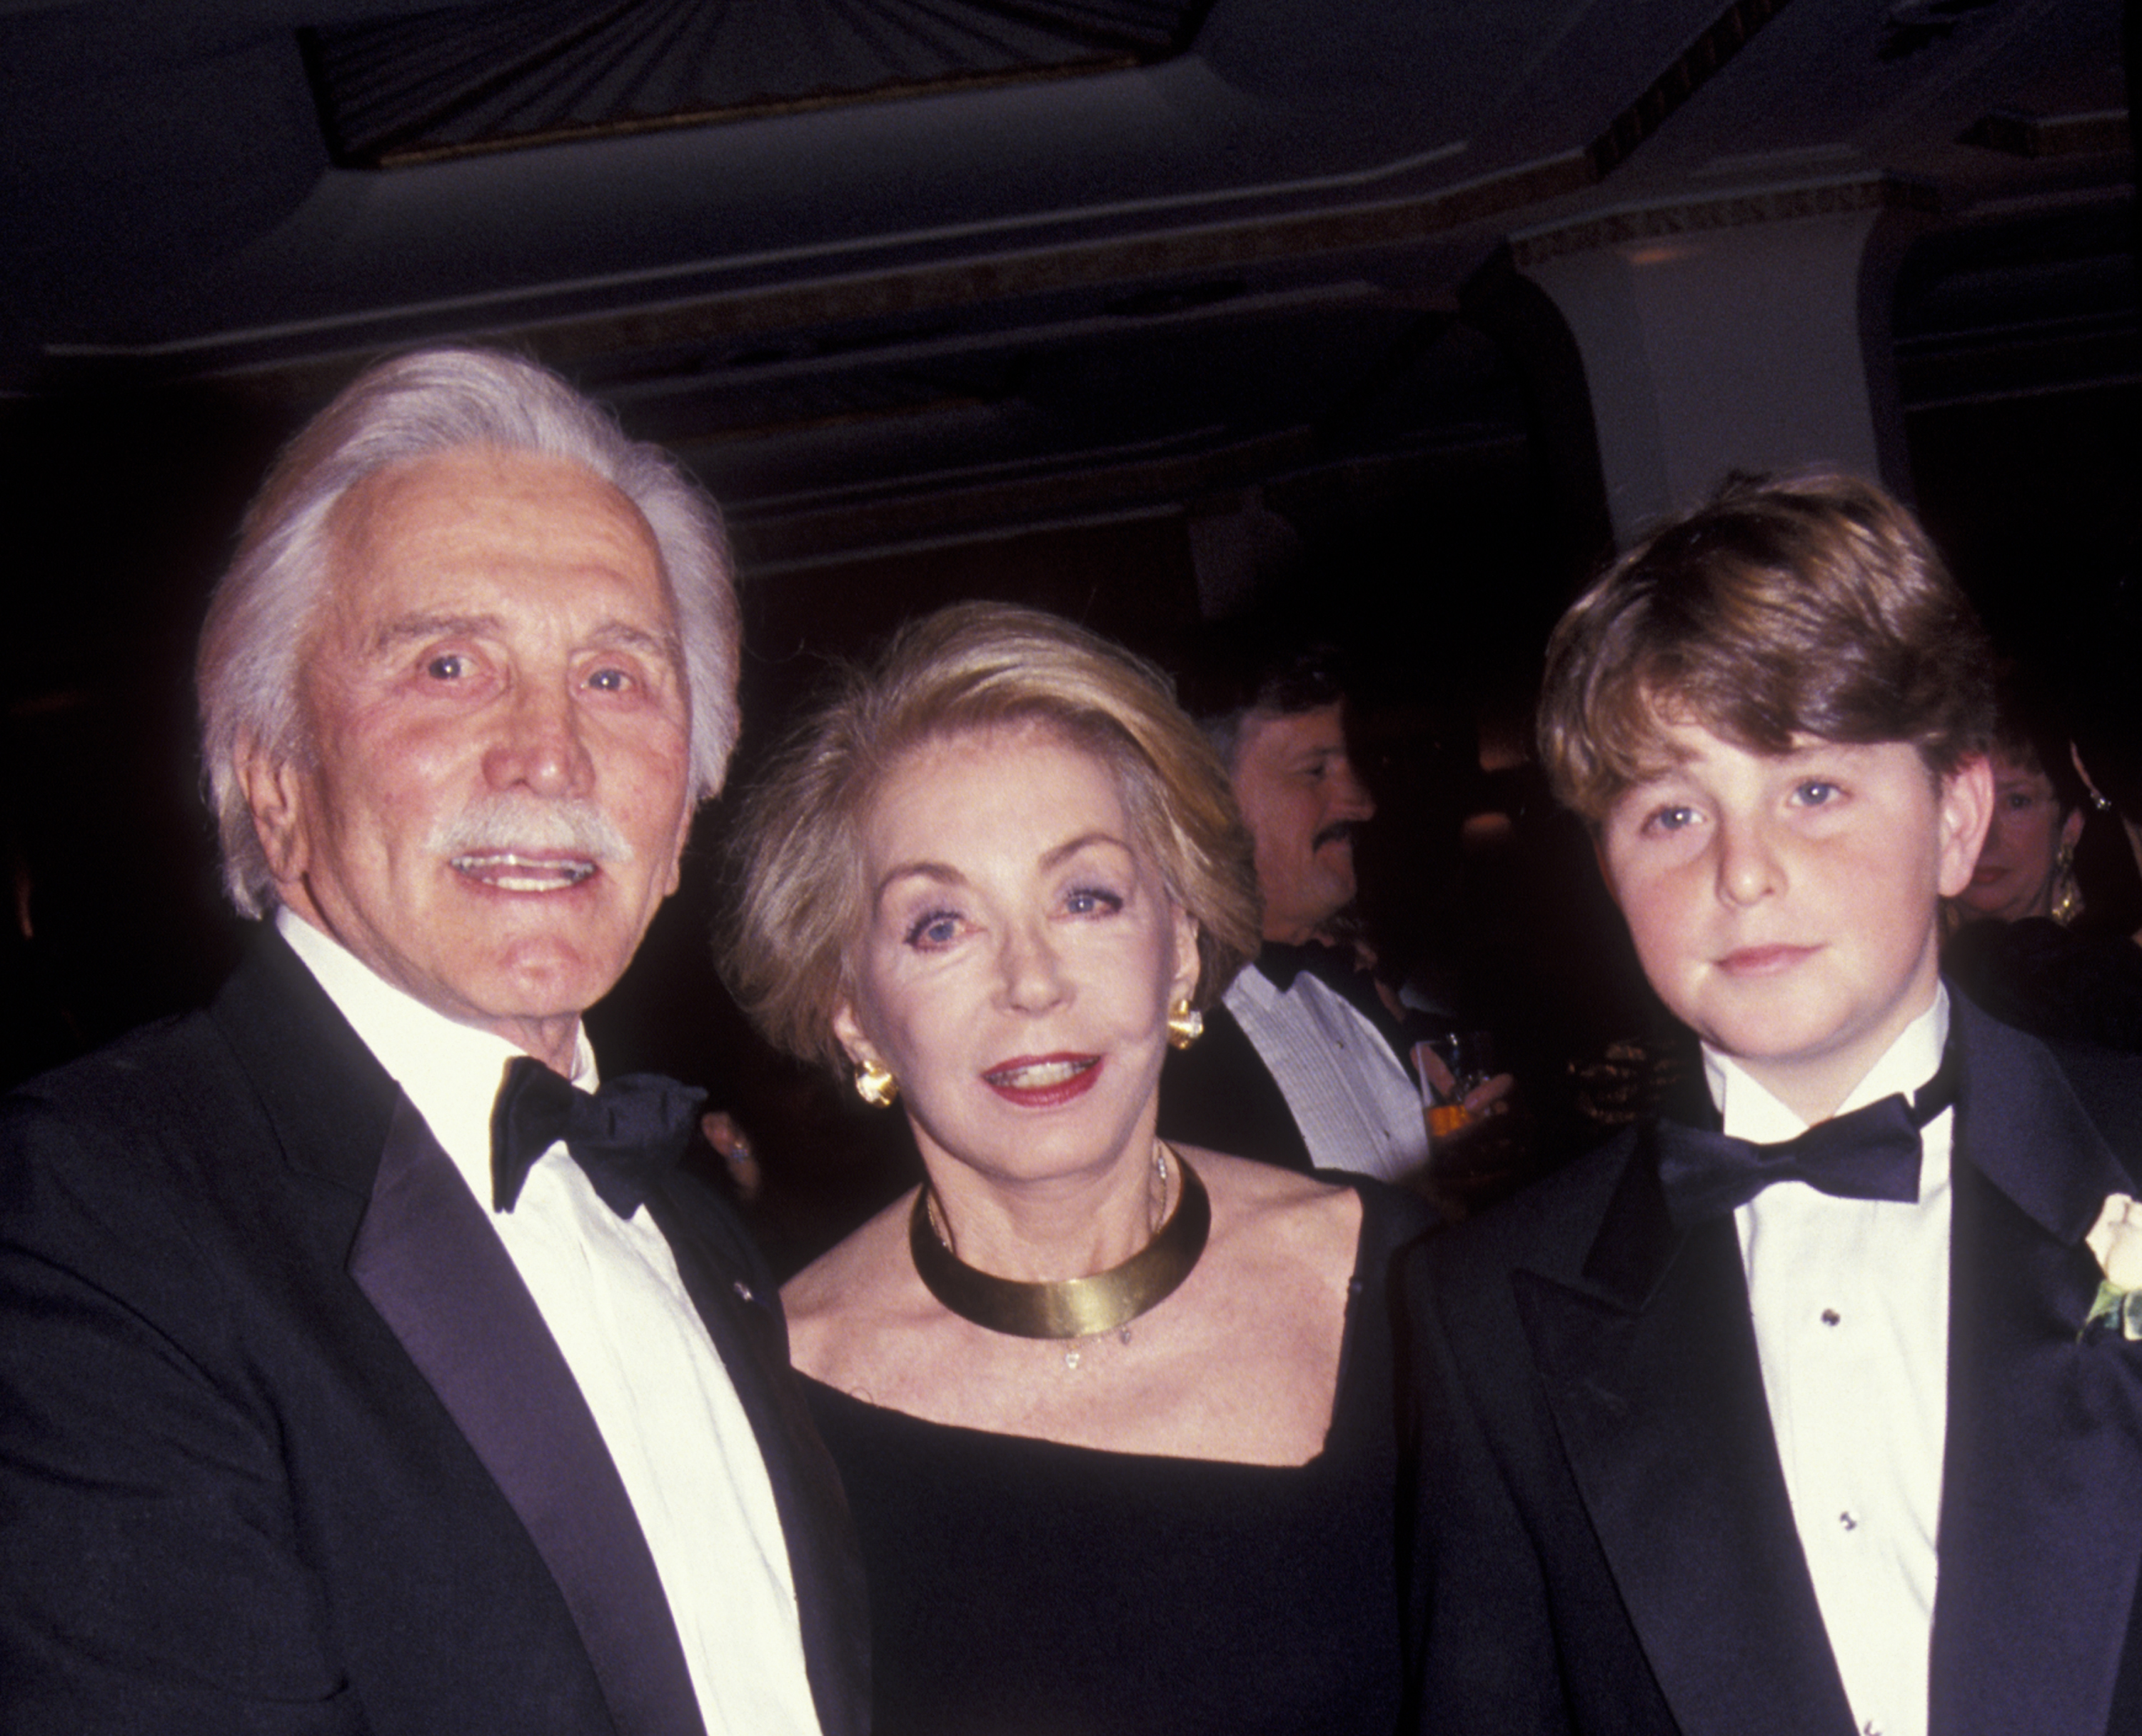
<box><xmin>1222</xmin><ymin>962</ymin><xmax>1429</xmax><ymax>1182</ymax></box>
<box><xmin>1713</xmin><ymin>990</ymin><xmax>1952</xmax><ymax>1736</ymax></box>
<box><xmin>279</xmin><ymin>911</ymin><xmax>823</xmax><ymax>1736</ymax></box>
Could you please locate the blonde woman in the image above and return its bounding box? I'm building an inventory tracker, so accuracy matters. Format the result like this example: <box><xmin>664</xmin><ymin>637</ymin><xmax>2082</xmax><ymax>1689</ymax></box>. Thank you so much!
<box><xmin>723</xmin><ymin>603</ymin><xmax>1424</xmax><ymax>1735</ymax></box>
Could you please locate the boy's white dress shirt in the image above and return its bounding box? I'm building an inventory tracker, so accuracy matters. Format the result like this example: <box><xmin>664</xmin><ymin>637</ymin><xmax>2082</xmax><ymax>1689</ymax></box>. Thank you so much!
<box><xmin>1713</xmin><ymin>989</ymin><xmax>1952</xmax><ymax>1736</ymax></box>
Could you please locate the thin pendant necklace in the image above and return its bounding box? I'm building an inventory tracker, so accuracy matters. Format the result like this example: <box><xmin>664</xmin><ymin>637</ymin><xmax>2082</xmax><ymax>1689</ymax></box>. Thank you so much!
<box><xmin>909</xmin><ymin>1145</ymin><xmax>1210</xmax><ymax>1361</ymax></box>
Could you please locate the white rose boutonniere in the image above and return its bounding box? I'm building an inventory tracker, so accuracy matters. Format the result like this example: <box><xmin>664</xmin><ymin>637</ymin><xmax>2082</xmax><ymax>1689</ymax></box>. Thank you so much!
<box><xmin>2084</xmin><ymin>1193</ymin><xmax>2142</xmax><ymax>1339</ymax></box>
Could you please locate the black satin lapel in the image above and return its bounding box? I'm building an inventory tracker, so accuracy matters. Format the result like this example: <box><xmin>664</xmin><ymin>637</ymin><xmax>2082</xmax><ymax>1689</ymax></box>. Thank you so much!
<box><xmin>641</xmin><ymin>1182</ymin><xmax>872</xmax><ymax>1736</ymax></box>
<box><xmin>1579</xmin><ymin>1127</ymin><xmax>1686</xmax><ymax>1309</ymax></box>
<box><xmin>1929</xmin><ymin>1021</ymin><xmax>2142</xmax><ymax>1736</ymax></box>
<box><xmin>1521</xmin><ymin>1141</ymin><xmax>1854</xmax><ymax>1736</ymax></box>
<box><xmin>349</xmin><ymin>1096</ymin><xmax>706</xmax><ymax>1736</ymax></box>
<box><xmin>211</xmin><ymin>925</ymin><xmax>401</xmax><ymax>1200</ymax></box>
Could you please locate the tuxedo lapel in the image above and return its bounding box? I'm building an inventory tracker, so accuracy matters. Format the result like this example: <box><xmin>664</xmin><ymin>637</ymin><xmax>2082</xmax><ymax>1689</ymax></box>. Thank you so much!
<box><xmin>1929</xmin><ymin>1004</ymin><xmax>2142</xmax><ymax>1736</ymax></box>
<box><xmin>349</xmin><ymin>1095</ymin><xmax>706</xmax><ymax>1736</ymax></box>
<box><xmin>220</xmin><ymin>928</ymin><xmax>869</xmax><ymax>1735</ymax></box>
<box><xmin>1516</xmin><ymin>1132</ymin><xmax>1855</xmax><ymax>1736</ymax></box>
<box><xmin>216</xmin><ymin>928</ymin><xmax>705</xmax><ymax>1733</ymax></box>
<box><xmin>211</xmin><ymin>925</ymin><xmax>401</xmax><ymax>1203</ymax></box>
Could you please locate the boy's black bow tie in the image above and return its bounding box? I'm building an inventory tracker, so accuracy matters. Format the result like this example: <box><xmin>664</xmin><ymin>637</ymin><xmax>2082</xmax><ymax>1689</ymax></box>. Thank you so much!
<box><xmin>1656</xmin><ymin>1053</ymin><xmax>1958</xmax><ymax>1230</ymax></box>
<box><xmin>489</xmin><ymin>1055</ymin><xmax>708</xmax><ymax>1217</ymax></box>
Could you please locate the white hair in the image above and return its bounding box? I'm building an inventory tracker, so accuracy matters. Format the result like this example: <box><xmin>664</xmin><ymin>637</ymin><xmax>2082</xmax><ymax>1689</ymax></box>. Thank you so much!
<box><xmin>196</xmin><ymin>346</ymin><xmax>741</xmax><ymax>916</ymax></box>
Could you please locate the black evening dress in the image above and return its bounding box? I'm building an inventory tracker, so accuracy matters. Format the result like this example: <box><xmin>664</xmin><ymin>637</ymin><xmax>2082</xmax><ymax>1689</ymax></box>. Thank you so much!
<box><xmin>801</xmin><ymin>1176</ymin><xmax>1427</xmax><ymax>1736</ymax></box>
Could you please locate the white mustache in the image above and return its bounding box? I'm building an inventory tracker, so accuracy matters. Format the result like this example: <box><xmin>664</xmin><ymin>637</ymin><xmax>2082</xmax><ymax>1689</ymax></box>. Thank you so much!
<box><xmin>428</xmin><ymin>794</ymin><xmax>632</xmax><ymax>864</ymax></box>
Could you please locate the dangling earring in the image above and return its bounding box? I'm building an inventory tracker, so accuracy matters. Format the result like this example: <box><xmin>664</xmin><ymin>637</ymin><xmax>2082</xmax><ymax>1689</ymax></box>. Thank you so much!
<box><xmin>2051</xmin><ymin>837</ymin><xmax>2083</xmax><ymax>927</ymax></box>
<box><xmin>853</xmin><ymin>1058</ymin><xmax>898</xmax><ymax>1107</ymax></box>
<box><xmin>1166</xmin><ymin>998</ymin><xmax>1204</xmax><ymax>1050</ymax></box>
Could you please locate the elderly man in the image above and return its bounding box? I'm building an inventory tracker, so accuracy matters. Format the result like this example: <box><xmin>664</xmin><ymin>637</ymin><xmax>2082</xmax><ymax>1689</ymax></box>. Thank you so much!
<box><xmin>0</xmin><ymin>350</ymin><xmax>866</xmax><ymax>1735</ymax></box>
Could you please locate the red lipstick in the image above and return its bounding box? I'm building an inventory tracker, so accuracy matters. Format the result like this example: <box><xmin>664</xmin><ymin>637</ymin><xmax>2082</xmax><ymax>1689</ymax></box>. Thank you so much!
<box><xmin>982</xmin><ymin>1053</ymin><xmax>1101</xmax><ymax>1108</ymax></box>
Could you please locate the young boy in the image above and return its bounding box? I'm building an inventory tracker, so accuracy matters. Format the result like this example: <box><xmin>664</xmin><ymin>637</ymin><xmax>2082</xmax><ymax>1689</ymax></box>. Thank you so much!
<box><xmin>1399</xmin><ymin>473</ymin><xmax>2142</xmax><ymax>1736</ymax></box>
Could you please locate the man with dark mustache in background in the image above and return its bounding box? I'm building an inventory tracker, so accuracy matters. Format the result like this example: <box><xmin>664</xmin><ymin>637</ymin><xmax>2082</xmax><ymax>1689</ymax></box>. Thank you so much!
<box><xmin>1158</xmin><ymin>639</ymin><xmax>1457</xmax><ymax>1184</ymax></box>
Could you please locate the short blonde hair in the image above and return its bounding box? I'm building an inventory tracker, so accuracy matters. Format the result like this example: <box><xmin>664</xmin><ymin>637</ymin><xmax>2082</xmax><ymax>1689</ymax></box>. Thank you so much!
<box><xmin>721</xmin><ymin>602</ymin><xmax>1262</xmax><ymax>1074</ymax></box>
<box><xmin>1538</xmin><ymin>471</ymin><xmax>1995</xmax><ymax>823</ymax></box>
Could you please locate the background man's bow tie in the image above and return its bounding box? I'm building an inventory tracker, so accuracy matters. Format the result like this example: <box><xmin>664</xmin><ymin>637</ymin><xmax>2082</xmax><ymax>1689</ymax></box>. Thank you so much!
<box><xmin>1656</xmin><ymin>1052</ymin><xmax>1959</xmax><ymax>1230</ymax></box>
<box><xmin>490</xmin><ymin>1055</ymin><xmax>708</xmax><ymax>1218</ymax></box>
<box><xmin>1255</xmin><ymin>938</ymin><xmax>1360</xmax><ymax>994</ymax></box>
<box><xmin>1254</xmin><ymin>938</ymin><xmax>1418</xmax><ymax>1071</ymax></box>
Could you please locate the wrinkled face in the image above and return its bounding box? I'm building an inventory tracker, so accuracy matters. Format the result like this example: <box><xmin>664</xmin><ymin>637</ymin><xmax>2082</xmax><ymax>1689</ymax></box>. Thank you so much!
<box><xmin>833</xmin><ymin>723</ymin><xmax>1200</xmax><ymax>1188</ymax></box>
<box><xmin>241</xmin><ymin>448</ymin><xmax>697</xmax><ymax>1065</ymax></box>
<box><xmin>1956</xmin><ymin>748</ymin><xmax>2080</xmax><ymax>924</ymax></box>
<box><xmin>1597</xmin><ymin>718</ymin><xmax>1989</xmax><ymax>1121</ymax></box>
<box><xmin>1230</xmin><ymin>703</ymin><xmax>1376</xmax><ymax>943</ymax></box>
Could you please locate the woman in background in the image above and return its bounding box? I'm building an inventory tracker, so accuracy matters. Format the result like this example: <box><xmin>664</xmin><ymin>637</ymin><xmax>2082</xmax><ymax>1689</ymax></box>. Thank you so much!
<box><xmin>1948</xmin><ymin>663</ymin><xmax>2142</xmax><ymax>1046</ymax></box>
<box><xmin>1950</xmin><ymin>672</ymin><xmax>2088</xmax><ymax>927</ymax></box>
<box><xmin>721</xmin><ymin>602</ymin><xmax>1423</xmax><ymax>1735</ymax></box>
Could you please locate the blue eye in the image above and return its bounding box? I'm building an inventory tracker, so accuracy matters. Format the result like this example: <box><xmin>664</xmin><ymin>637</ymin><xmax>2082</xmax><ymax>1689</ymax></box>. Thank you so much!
<box><xmin>904</xmin><ymin>911</ymin><xmax>961</xmax><ymax>948</ymax></box>
<box><xmin>588</xmin><ymin>666</ymin><xmax>629</xmax><ymax>692</ymax></box>
<box><xmin>1647</xmin><ymin>805</ymin><xmax>1696</xmax><ymax>833</ymax></box>
<box><xmin>1065</xmin><ymin>886</ymin><xmax>1125</xmax><ymax>916</ymax></box>
<box><xmin>1796</xmin><ymin>781</ymin><xmax>1840</xmax><ymax>806</ymax></box>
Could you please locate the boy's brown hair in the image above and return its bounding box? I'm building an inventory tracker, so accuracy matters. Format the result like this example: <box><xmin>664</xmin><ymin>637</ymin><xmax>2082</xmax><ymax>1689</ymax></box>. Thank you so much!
<box><xmin>1537</xmin><ymin>471</ymin><xmax>1996</xmax><ymax>823</ymax></box>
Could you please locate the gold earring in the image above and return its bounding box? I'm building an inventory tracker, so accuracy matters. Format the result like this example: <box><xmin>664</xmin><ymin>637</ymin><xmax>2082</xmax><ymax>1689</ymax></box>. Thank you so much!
<box><xmin>853</xmin><ymin>1058</ymin><xmax>898</xmax><ymax>1108</ymax></box>
<box><xmin>1166</xmin><ymin>999</ymin><xmax>1204</xmax><ymax>1050</ymax></box>
<box><xmin>2051</xmin><ymin>838</ymin><xmax>2083</xmax><ymax>927</ymax></box>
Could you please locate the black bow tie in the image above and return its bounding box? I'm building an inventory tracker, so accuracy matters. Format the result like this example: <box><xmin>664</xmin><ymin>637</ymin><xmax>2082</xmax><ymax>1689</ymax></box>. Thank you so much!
<box><xmin>1255</xmin><ymin>939</ymin><xmax>1359</xmax><ymax>995</ymax></box>
<box><xmin>1255</xmin><ymin>939</ymin><xmax>1417</xmax><ymax>1073</ymax></box>
<box><xmin>489</xmin><ymin>1055</ymin><xmax>708</xmax><ymax>1218</ymax></box>
<box><xmin>1656</xmin><ymin>1053</ymin><xmax>1959</xmax><ymax>1230</ymax></box>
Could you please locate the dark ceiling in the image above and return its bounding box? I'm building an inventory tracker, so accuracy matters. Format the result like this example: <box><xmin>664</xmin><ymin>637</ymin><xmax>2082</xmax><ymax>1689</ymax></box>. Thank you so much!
<box><xmin>1</xmin><ymin>0</ymin><xmax>2136</xmax><ymax>1085</ymax></box>
<box><xmin>4</xmin><ymin>0</ymin><xmax>2131</xmax><ymax>575</ymax></box>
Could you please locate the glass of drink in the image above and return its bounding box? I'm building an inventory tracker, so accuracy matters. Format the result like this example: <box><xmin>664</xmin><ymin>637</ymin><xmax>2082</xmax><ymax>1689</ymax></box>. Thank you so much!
<box><xmin>1418</xmin><ymin>1030</ymin><xmax>1496</xmax><ymax>1140</ymax></box>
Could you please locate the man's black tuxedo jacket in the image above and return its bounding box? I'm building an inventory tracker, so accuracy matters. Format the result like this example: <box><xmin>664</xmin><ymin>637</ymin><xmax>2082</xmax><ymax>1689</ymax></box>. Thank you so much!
<box><xmin>1398</xmin><ymin>995</ymin><xmax>2142</xmax><ymax>1736</ymax></box>
<box><xmin>1157</xmin><ymin>1001</ymin><xmax>1317</xmax><ymax>1172</ymax></box>
<box><xmin>0</xmin><ymin>928</ymin><xmax>869</xmax><ymax>1735</ymax></box>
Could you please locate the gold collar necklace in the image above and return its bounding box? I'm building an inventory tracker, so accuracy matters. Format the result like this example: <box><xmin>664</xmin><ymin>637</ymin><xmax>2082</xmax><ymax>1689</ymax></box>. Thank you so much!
<box><xmin>908</xmin><ymin>1147</ymin><xmax>1210</xmax><ymax>1341</ymax></box>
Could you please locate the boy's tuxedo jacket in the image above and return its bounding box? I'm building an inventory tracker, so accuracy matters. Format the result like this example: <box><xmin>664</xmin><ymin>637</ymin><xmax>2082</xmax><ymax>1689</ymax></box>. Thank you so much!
<box><xmin>0</xmin><ymin>928</ymin><xmax>869</xmax><ymax>1735</ymax></box>
<box><xmin>1399</xmin><ymin>993</ymin><xmax>2142</xmax><ymax>1736</ymax></box>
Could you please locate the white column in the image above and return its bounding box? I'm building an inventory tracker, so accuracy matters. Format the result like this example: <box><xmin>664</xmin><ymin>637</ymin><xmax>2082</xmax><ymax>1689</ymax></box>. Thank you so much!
<box><xmin>1514</xmin><ymin>179</ymin><xmax>1923</xmax><ymax>546</ymax></box>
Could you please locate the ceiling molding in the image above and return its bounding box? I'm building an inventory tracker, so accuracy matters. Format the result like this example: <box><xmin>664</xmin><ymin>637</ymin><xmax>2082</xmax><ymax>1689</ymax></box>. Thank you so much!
<box><xmin>32</xmin><ymin>150</ymin><xmax>1593</xmax><ymax>393</ymax></box>
<box><xmin>1507</xmin><ymin>174</ymin><xmax>1939</xmax><ymax>269</ymax></box>
<box><xmin>1961</xmin><ymin>109</ymin><xmax>2132</xmax><ymax>161</ymax></box>
<box><xmin>478</xmin><ymin>154</ymin><xmax>1600</xmax><ymax>368</ymax></box>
